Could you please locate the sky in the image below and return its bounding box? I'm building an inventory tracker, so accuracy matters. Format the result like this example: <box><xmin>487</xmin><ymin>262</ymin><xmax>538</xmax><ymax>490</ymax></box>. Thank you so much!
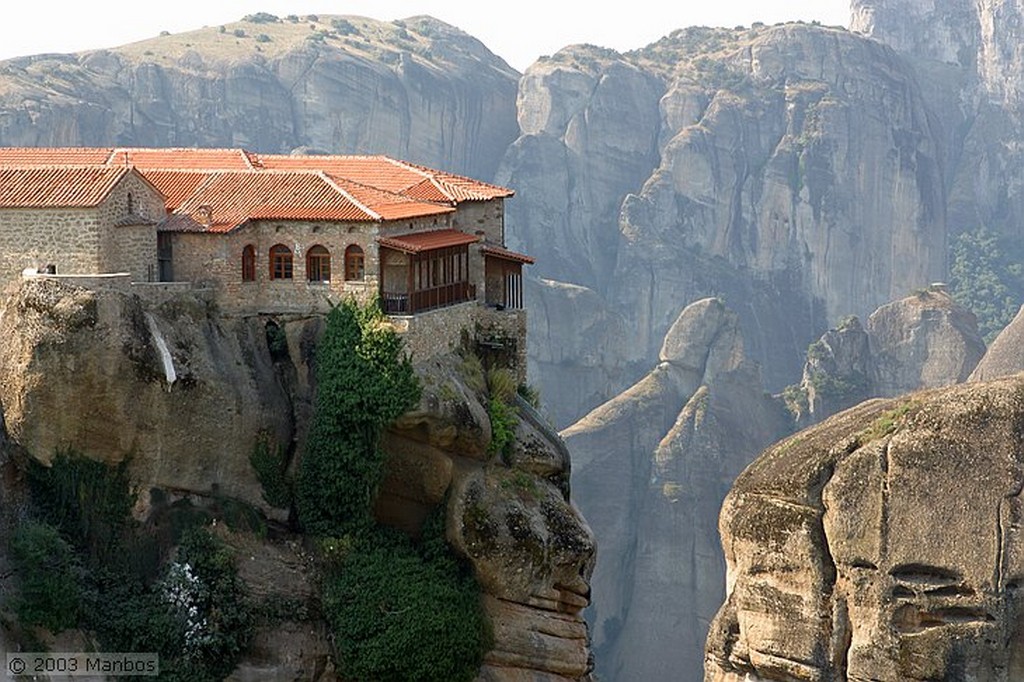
<box><xmin>0</xmin><ymin>1</ymin><xmax>851</xmax><ymax>71</ymax></box>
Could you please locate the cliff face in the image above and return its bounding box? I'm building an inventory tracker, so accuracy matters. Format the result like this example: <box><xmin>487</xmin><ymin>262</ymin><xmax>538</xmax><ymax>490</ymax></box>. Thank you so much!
<box><xmin>501</xmin><ymin>24</ymin><xmax>948</xmax><ymax>424</ymax></box>
<box><xmin>565</xmin><ymin>299</ymin><xmax>791</xmax><ymax>680</ymax></box>
<box><xmin>797</xmin><ymin>290</ymin><xmax>985</xmax><ymax>424</ymax></box>
<box><xmin>0</xmin><ymin>14</ymin><xmax>519</xmax><ymax>181</ymax></box>
<box><xmin>0</xmin><ymin>279</ymin><xmax>594</xmax><ymax>681</ymax></box>
<box><xmin>706</xmin><ymin>378</ymin><xmax>1024</xmax><ymax>681</ymax></box>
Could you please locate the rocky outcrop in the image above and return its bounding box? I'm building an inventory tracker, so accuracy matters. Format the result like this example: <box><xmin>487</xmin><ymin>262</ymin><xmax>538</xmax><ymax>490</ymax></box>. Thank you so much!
<box><xmin>0</xmin><ymin>14</ymin><xmax>519</xmax><ymax>181</ymax></box>
<box><xmin>867</xmin><ymin>289</ymin><xmax>985</xmax><ymax>394</ymax></box>
<box><xmin>706</xmin><ymin>377</ymin><xmax>1024</xmax><ymax>681</ymax></box>
<box><xmin>566</xmin><ymin>298</ymin><xmax>791</xmax><ymax>681</ymax></box>
<box><xmin>970</xmin><ymin>305</ymin><xmax>1024</xmax><ymax>382</ymax></box>
<box><xmin>797</xmin><ymin>289</ymin><xmax>985</xmax><ymax>423</ymax></box>
<box><xmin>501</xmin><ymin>23</ymin><xmax>948</xmax><ymax>425</ymax></box>
<box><xmin>0</xmin><ymin>278</ymin><xmax>596</xmax><ymax>680</ymax></box>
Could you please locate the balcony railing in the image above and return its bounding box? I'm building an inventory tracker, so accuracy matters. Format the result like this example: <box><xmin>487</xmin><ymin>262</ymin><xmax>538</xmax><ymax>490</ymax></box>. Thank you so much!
<box><xmin>381</xmin><ymin>282</ymin><xmax>475</xmax><ymax>315</ymax></box>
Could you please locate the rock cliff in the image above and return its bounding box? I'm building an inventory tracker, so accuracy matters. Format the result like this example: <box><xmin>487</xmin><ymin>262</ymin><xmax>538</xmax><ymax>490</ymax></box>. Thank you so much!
<box><xmin>501</xmin><ymin>23</ymin><xmax>949</xmax><ymax>425</ymax></box>
<box><xmin>0</xmin><ymin>278</ymin><xmax>595</xmax><ymax>681</ymax></box>
<box><xmin>706</xmin><ymin>377</ymin><xmax>1024</xmax><ymax>681</ymax></box>
<box><xmin>970</xmin><ymin>305</ymin><xmax>1024</xmax><ymax>382</ymax></box>
<box><xmin>0</xmin><ymin>14</ymin><xmax>519</xmax><ymax>181</ymax></box>
<box><xmin>797</xmin><ymin>289</ymin><xmax>985</xmax><ymax>424</ymax></box>
<box><xmin>565</xmin><ymin>298</ymin><xmax>791</xmax><ymax>681</ymax></box>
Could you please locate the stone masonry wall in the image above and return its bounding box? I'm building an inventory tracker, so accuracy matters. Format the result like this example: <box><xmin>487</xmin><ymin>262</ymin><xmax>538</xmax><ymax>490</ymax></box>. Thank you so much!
<box><xmin>0</xmin><ymin>207</ymin><xmax>104</xmax><ymax>290</ymax></box>
<box><xmin>171</xmin><ymin>214</ymin><xmax>468</xmax><ymax>314</ymax></box>
<box><xmin>389</xmin><ymin>302</ymin><xmax>528</xmax><ymax>382</ymax></box>
<box><xmin>97</xmin><ymin>172</ymin><xmax>164</xmax><ymax>282</ymax></box>
<box><xmin>169</xmin><ymin>219</ymin><xmax>382</xmax><ymax>315</ymax></box>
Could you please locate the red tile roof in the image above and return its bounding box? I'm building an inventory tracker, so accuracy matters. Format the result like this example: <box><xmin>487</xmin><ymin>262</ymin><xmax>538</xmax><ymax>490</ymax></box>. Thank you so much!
<box><xmin>109</xmin><ymin>148</ymin><xmax>258</xmax><ymax>170</ymax></box>
<box><xmin>143</xmin><ymin>170</ymin><xmax>215</xmax><ymax>210</ymax></box>
<box><xmin>0</xmin><ymin>146</ymin><xmax>511</xmax><ymax>230</ymax></box>
<box><xmin>258</xmin><ymin>153</ymin><xmax>514</xmax><ymax>202</ymax></box>
<box><xmin>0</xmin><ymin>166</ymin><xmax>131</xmax><ymax>207</ymax></box>
<box><xmin>378</xmin><ymin>229</ymin><xmax>481</xmax><ymax>253</ymax></box>
<box><xmin>482</xmin><ymin>244</ymin><xmax>535</xmax><ymax>264</ymax></box>
<box><xmin>166</xmin><ymin>171</ymin><xmax>380</xmax><ymax>232</ymax></box>
<box><xmin>0</xmin><ymin>148</ymin><xmax>115</xmax><ymax>166</ymax></box>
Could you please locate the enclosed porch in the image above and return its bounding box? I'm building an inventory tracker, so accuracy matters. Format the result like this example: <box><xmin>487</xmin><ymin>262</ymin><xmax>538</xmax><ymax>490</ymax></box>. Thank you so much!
<box><xmin>378</xmin><ymin>229</ymin><xmax>479</xmax><ymax>315</ymax></box>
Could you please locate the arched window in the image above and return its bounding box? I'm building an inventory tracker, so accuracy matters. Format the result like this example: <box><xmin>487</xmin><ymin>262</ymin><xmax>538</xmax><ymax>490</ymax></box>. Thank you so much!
<box><xmin>345</xmin><ymin>244</ymin><xmax>365</xmax><ymax>281</ymax></box>
<box><xmin>306</xmin><ymin>245</ymin><xmax>331</xmax><ymax>283</ymax></box>
<box><xmin>241</xmin><ymin>244</ymin><xmax>256</xmax><ymax>282</ymax></box>
<box><xmin>127</xmin><ymin>192</ymin><xmax>134</xmax><ymax>215</ymax></box>
<box><xmin>269</xmin><ymin>244</ymin><xmax>293</xmax><ymax>280</ymax></box>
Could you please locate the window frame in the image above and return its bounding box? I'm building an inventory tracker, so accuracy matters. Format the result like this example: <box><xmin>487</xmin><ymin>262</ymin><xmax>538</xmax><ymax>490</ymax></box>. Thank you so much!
<box><xmin>269</xmin><ymin>244</ymin><xmax>293</xmax><ymax>280</ymax></box>
<box><xmin>306</xmin><ymin>244</ymin><xmax>331</xmax><ymax>283</ymax></box>
<box><xmin>344</xmin><ymin>244</ymin><xmax>365</xmax><ymax>282</ymax></box>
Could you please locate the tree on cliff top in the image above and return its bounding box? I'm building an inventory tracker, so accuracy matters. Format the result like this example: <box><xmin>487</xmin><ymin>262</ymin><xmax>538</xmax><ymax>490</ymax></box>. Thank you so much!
<box><xmin>295</xmin><ymin>299</ymin><xmax>421</xmax><ymax>537</ymax></box>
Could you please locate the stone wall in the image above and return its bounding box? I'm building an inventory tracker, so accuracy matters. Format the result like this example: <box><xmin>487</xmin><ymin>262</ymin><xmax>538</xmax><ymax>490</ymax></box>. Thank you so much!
<box><xmin>452</xmin><ymin>199</ymin><xmax>504</xmax><ymax>245</ymax></box>
<box><xmin>169</xmin><ymin>214</ymin><xmax>478</xmax><ymax>314</ymax></box>
<box><xmin>387</xmin><ymin>302</ymin><xmax>528</xmax><ymax>379</ymax></box>
<box><xmin>0</xmin><ymin>207</ymin><xmax>104</xmax><ymax>289</ymax></box>
<box><xmin>389</xmin><ymin>301</ymin><xmax>478</xmax><ymax>363</ymax></box>
<box><xmin>0</xmin><ymin>172</ymin><xmax>163</xmax><ymax>290</ymax></box>
<box><xmin>169</xmin><ymin>219</ymin><xmax>383</xmax><ymax>314</ymax></box>
<box><xmin>97</xmin><ymin>172</ymin><xmax>164</xmax><ymax>283</ymax></box>
<box><xmin>476</xmin><ymin>306</ymin><xmax>528</xmax><ymax>384</ymax></box>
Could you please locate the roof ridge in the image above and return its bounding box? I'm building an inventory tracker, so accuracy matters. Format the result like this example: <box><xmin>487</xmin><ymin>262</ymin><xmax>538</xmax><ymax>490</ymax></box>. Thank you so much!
<box><xmin>316</xmin><ymin>171</ymin><xmax>382</xmax><ymax>221</ymax></box>
<box><xmin>381</xmin><ymin>155</ymin><xmax>434</xmax><ymax>183</ymax></box>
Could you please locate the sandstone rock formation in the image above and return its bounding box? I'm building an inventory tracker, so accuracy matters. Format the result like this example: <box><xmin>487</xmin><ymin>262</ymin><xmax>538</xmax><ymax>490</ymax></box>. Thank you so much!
<box><xmin>0</xmin><ymin>14</ymin><xmax>519</xmax><ymax>181</ymax></box>
<box><xmin>566</xmin><ymin>298</ymin><xmax>791</xmax><ymax>681</ymax></box>
<box><xmin>970</xmin><ymin>305</ymin><xmax>1024</xmax><ymax>382</ymax></box>
<box><xmin>797</xmin><ymin>289</ymin><xmax>985</xmax><ymax>424</ymax></box>
<box><xmin>502</xmin><ymin>23</ymin><xmax>949</xmax><ymax>426</ymax></box>
<box><xmin>0</xmin><ymin>278</ymin><xmax>595</xmax><ymax>680</ymax></box>
<box><xmin>706</xmin><ymin>377</ymin><xmax>1024</xmax><ymax>681</ymax></box>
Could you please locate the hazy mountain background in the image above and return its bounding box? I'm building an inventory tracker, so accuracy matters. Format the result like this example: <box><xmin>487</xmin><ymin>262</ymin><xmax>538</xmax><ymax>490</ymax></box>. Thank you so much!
<box><xmin>2</xmin><ymin>4</ymin><xmax>1024</xmax><ymax>679</ymax></box>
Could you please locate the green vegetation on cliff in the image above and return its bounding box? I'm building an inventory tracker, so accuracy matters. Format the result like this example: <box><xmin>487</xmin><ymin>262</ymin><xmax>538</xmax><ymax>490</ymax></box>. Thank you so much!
<box><xmin>296</xmin><ymin>301</ymin><xmax>421</xmax><ymax>537</ymax></box>
<box><xmin>950</xmin><ymin>227</ymin><xmax>1024</xmax><ymax>342</ymax></box>
<box><xmin>295</xmin><ymin>300</ymin><xmax>489</xmax><ymax>682</ymax></box>
<box><xmin>12</xmin><ymin>452</ymin><xmax>255</xmax><ymax>681</ymax></box>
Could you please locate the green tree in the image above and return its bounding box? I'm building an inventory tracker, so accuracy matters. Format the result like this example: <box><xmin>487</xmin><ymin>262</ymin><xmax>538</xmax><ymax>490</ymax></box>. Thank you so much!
<box><xmin>949</xmin><ymin>227</ymin><xmax>1024</xmax><ymax>343</ymax></box>
<box><xmin>296</xmin><ymin>300</ymin><xmax>420</xmax><ymax>536</ymax></box>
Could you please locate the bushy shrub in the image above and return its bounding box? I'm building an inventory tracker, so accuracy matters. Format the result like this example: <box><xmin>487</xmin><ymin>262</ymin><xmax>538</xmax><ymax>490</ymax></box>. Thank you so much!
<box><xmin>19</xmin><ymin>453</ymin><xmax>253</xmax><ymax>681</ymax></box>
<box><xmin>255</xmin><ymin>34</ymin><xmax>272</xmax><ymax>43</ymax></box>
<box><xmin>950</xmin><ymin>227</ymin><xmax>1024</xmax><ymax>343</ymax></box>
<box><xmin>9</xmin><ymin>521</ymin><xmax>86</xmax><ymax>632</ymax></box>
<box><xmin>243</xmin><ymin>12</ymin><xmax>279</xmax><ymax>24</ymax></box>
<box><xmin>323</xmin><ymin>525</ymin><xmax>488</xmax><ymax>682</ymax></box>
<box><xmin>331</xmin><ymin>18</ymin><xmax>358</xmax><ymax>35</ymax></box>
<box><xmin>487</xmin><ymin>397</ymin><xmax>517</xmax><ymax>460</ymax></box>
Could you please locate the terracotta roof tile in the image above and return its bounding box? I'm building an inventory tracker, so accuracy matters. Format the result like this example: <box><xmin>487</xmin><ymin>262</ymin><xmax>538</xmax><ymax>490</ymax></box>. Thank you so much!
<box><xmin>143</xmin><ymin>170</ymin><xmax>216</xmax><ymax>210</ymax></box>
<box><xmin>258</xmin><ymin>153</ymin><xmax>514</xmax><ymax>203</ymax></box>
<box><xmin>0</xmin><ymin>147</ymin><xmax>115</xmax><ymax>165</ymax></box>
<box><xmin>0</xmin><ymin>147</ymin><xmax>509</xmax><ymax>225</ymax></box>
<box><xmin>378</xmin><ymin>229</ymin><xmax>480</xmax><ymax>253</ymax></box>
<box><xmin>167</xmin><ymin>171</ymin><xmax>378</xmax><ymax>232</ymax></box>
<box><xmin>0</xmin><ymin>166</ymin><xmax>129</xmax><ymax>207</ymax></box>
<box><xmin>393</xmin><ymin>159</ymin><xmax>514</xmax><ymax>201</ymax></box>
<box><xmin>482</xmin><ymin>244</ymin><xmax>535</xmax><ymax>264</ymax></box>
<box><xmin>324</xmin><ymin>175</ymin><xmax>453</xmax><ymax>221</ymax></box>
<box><xmin>110</xmin><ymin>147</ymin><xmax>257</xmax><ymax>170</ymax></box>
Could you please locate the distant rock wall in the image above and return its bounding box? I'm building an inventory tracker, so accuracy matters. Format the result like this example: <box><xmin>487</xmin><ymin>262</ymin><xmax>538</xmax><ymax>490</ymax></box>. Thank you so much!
<box><xmin>0</xmin><ymin>15</ymin><xmax>519</xmax><ymax>182</ymax></box>
<box><xmin>565</xmin><ymin>299</ymin><xmax>791</xmax><ymax>681</ymax></box>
